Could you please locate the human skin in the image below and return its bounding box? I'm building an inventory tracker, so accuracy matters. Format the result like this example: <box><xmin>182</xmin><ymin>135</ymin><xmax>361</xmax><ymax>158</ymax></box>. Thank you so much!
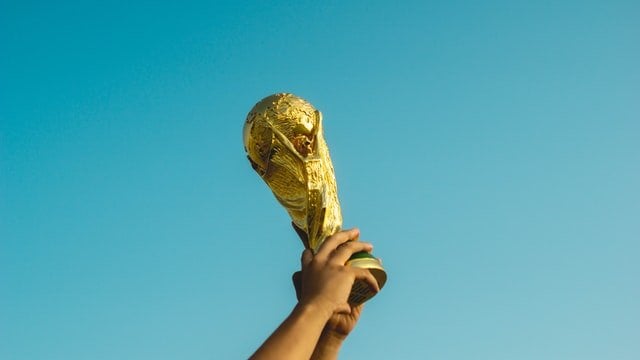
<box><xmin>249</xmin><ymin>228</ymin><xmax>379</xmax><ymax>360</ymax></box>
<box><xmin>291</xmin><ymin>225</ymin><xmax>368</xmax><ymax>360</ymax></box>
<box><xmin>309</xmin><ymin>302</ymin><xmax>364</xmax><ymax>360</ymax></box>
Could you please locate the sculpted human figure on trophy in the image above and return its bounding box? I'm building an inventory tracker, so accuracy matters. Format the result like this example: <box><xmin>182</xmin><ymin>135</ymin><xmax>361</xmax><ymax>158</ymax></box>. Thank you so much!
<box><xmin>243</xmin><ymin>93</ymin><xmax>342</xmax><ymax>253</ymax></box>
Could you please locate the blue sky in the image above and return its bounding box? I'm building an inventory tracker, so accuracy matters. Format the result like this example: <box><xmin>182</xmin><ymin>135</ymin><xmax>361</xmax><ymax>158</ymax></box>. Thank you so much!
<box><xmin>1</xmin><ymin>1</ymin><xmax>638</xmax><ymax>359</ymax></box>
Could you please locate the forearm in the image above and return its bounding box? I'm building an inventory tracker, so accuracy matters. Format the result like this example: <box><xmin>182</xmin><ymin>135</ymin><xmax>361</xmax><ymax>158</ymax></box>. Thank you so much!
<box><xmin>250</xmin><ymin>302</ymin><xmax>332</xmax><ymax>360</ymax></box>
<box><xmin>310</xmin><ymin>331</ymin><xmax>345</xmax><ymax>360</ymax></box>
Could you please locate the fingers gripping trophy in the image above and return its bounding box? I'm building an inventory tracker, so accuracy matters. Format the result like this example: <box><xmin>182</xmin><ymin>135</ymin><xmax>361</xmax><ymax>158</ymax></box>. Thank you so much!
<box><xmin>243</xmin><ymin>93</ymin><xmax>387</xmax><ymax>304</ymax></box>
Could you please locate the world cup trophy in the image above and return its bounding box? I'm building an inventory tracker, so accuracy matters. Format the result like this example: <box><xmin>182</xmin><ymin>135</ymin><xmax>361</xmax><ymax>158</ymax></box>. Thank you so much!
<box><xmin>243</xmin><ymin>93</ymin><xmax>387</xmax><ymax>304</ymax></box>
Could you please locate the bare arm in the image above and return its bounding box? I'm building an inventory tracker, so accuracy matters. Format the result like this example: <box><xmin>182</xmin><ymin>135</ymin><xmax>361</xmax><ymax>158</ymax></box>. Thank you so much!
<box><xmin>250</xmin><ymin>228</ymin><xmax>379</xmax><ymax>360</ymax></box>
<box><xmin>310</xmin><ymin>330</ymin><xmax>344</xmax><ymax>360</ymax></box>
<box><xmin>309</xmin><ymin>303</ymin><xmax>364</xmax><ymax>360</ymax></box>
<box><xmin>250</xmin><ymin>301</ymin><xmax>333</xmax><ymax>360</ymax></box>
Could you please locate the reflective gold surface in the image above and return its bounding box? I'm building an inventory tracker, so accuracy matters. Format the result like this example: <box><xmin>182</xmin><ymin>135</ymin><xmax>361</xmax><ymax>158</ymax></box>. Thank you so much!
<box><xmin>243</xmin><ymin>93</ymin><xmax>341</xmax><ymax>252</ymax></box>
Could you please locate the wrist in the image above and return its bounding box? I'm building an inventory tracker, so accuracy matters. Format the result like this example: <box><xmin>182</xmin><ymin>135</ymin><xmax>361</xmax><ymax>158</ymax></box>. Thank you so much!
<box><xmin>311</xmin><ymin>329</ymin><xmax>344</xmax><ymax>360</ymax></box>
<box><xmin>297</xmin><ymin>298</ymin><xmax>335</xmax><ymax>323</ymax></box>
<box><xmin>318</xmin><ymin>328</ymin><xmax>346</xmax><ymax>348</ymax></box>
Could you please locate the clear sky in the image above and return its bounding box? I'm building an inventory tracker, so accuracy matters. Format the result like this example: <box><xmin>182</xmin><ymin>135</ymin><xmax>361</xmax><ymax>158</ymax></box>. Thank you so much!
<box><xmin>1</xmin><ymin>1</ymin><xmax>638</xmax><ymax>359</ymax></box>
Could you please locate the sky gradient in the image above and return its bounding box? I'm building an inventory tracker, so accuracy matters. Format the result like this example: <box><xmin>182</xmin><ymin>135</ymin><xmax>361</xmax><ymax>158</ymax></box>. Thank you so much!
<box><xmin>2</xmin><ymin>1</ymin><xmax>639</xmax><ymax>359</ymax></box>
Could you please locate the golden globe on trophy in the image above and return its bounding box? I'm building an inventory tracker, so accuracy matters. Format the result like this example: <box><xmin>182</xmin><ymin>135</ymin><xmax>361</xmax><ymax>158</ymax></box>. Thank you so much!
<box><xmin>242</xmin><ymin>93</ymin><xmax>387</xmax><ymax>304</ymax></box>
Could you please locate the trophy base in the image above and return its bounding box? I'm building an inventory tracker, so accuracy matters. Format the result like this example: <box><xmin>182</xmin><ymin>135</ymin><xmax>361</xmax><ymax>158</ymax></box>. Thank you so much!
<box><xmin>346</xmin><ymin>251</ymin><xmax>387</xmax><ymax>305</ymax></box>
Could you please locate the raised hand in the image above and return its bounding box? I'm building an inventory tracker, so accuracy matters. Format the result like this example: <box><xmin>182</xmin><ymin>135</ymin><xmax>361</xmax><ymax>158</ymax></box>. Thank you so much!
<box><xmin>292</xmin><ymin>225</ymin><xmax>378</xmax><ymax>359</ymax></box>
<box><xmin>250</xmin><ymin>228</ymin><xmax>378</xmax><ymax>360</ymax></box>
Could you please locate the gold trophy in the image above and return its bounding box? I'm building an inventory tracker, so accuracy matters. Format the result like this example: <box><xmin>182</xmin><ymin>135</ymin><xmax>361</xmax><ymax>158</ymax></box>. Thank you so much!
<box><xmin>243</xmin><ymin>93</ymin><xmax>387</xmax><ymax>304</ymax></box>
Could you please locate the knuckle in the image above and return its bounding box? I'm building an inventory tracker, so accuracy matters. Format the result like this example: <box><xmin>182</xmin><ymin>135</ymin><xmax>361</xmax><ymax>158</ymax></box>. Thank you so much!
<box><xmin>309</xmin><ymin>259</ymin><xmax>322</xmax><ymax>268</ymax></box>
